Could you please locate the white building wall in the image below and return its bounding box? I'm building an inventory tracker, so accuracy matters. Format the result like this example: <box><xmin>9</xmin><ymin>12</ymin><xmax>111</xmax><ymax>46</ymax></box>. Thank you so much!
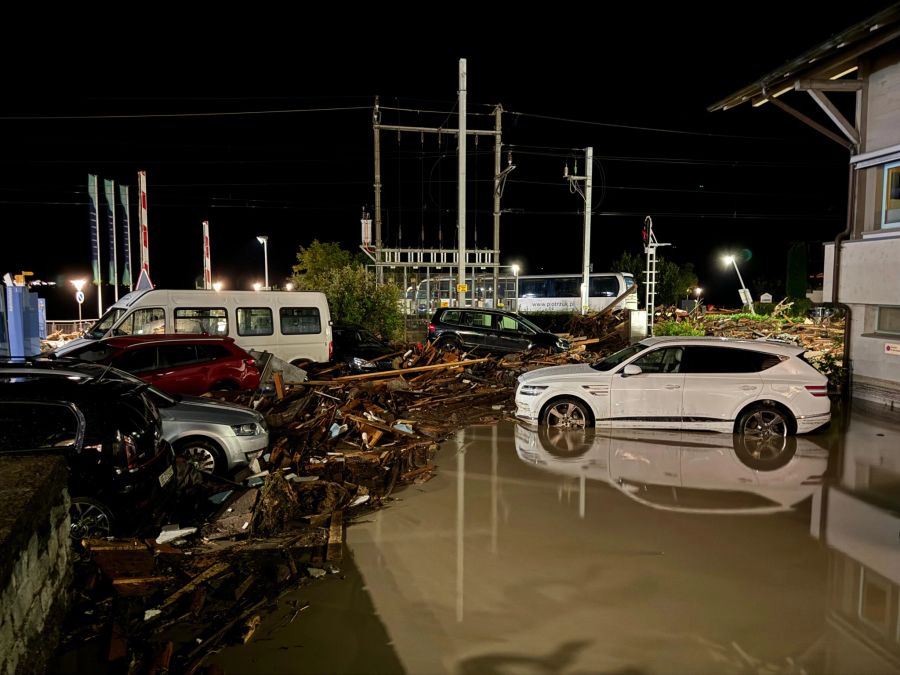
<box><xmin>865</xmin><ymin>60</ymin><xmax>900</xmax><ymax>152</ymax></box>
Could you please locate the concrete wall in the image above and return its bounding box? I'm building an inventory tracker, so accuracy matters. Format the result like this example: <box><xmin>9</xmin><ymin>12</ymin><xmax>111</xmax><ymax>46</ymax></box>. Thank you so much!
<box><xmin>0</xmin><ymin>456</ymin><xmax>72</xmax><ymax>675</ymax></box>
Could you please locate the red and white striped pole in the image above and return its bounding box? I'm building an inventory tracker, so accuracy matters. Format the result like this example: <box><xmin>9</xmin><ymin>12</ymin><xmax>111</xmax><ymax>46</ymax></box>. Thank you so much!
<box><xmin>138</xmin><ymin>170</ymin><xmax>150</xmax><ymax>274</ymax></box>
<box><xmin>202</xmin><ymin>221</ymin><xmax>212</xmax><ymax>290</ymax></box>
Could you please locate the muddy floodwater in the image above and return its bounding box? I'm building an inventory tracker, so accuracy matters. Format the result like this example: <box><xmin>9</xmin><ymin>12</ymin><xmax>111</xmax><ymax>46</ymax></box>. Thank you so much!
<box><xmin>211</xmin><ymin>402</ymin><xmax>900</xmax><ymax>675</ymax></box>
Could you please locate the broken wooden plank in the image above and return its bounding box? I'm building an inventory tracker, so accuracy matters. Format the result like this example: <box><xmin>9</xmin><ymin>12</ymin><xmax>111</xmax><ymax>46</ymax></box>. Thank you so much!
<box><xmin>327</xmin><ymin>509</ymin><xmax>343</xmax><ymax>561</ymax></box>
<box><xmin>155</xmin><ymin>561</ymin><xmax>230</xmax><ymax>613</ymax></box>
<box><xmin>305</xmin><ymin>357</ymin><xmax>493</xmax><ymax>383</ymax></box>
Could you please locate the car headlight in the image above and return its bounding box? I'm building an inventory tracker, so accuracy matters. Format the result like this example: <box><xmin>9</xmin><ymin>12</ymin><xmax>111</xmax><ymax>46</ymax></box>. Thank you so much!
<box><xmin>518</xmin><ymin>385</ymin><xmax>548</xmax><ymax>396</ymax></box>
<box><xmin>232</xmin><ymin>423</ymin><xmax>261</xmax><ymax>436</ymax></box>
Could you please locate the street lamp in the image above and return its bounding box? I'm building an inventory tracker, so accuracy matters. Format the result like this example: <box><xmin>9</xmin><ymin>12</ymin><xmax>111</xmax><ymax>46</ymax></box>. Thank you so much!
<box><xmin>70</xmin><ymin>278</ymin><xmax>86</xmax><ymax>324</ymax></box>
<box><xmin>256</xmin><ymin>236</ymin><xmax>269</xmax><ymax>290</ymax></box>
<box><xmin>212</xmin><ymin>281</ymin><xmax>223</xmax><ymax>292</ymax></box>
<box><xmin>693</xmin><ymin>286</ymin><xmax>703</xmax><ymax>311</ymax></box>
<box><xmin>511</xmin><ymin>264</ymin><xmax>520</xmax><ymax>312</ymax></box>
<box><xmin>253</xmin><ymin>282</ymin><xmax>262</xmax><ymax>292</ymax></box>
<box><xmin>285</xmin><ymin>282</ymin><xmax>294</xmax><ymax>292</ymax></box>
<box><xmin>722</xmin><ymin>255</ymin><xmax>755</xmax><ymax>314</ymax></box>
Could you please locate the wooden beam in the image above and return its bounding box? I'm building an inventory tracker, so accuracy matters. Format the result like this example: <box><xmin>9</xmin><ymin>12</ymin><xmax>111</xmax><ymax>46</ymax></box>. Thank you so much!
<box><xmin>795</xmin><ymin>79</ymin><xmax>863</xmax><ymax>92</ymax></box>
<box><xmin>806</xmin><ymin>89</ymin><xmax>860</xmax><ymax>146</ymax></box>
<box><xmin>304</xmin><ymin>357</ymin><xmax>493</xmax><ymax>383</ymax></box>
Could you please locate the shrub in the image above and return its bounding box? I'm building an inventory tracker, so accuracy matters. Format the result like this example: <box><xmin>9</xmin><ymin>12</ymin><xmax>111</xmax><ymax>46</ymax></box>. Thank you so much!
<box><xmin>654</xmin><ymin>320</ymin><xmax>706</xmax><ymax>336</ymax></box>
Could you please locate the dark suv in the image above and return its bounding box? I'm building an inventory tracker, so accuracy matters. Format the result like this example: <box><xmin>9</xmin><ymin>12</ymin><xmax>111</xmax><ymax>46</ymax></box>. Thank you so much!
<box><xmin>59</xmin><ymin>334</ymin><xmax>261</xmax><ymax>396</ymax></box>
<box><xmin>427</xmin><ymin>307</ymin><xmax>569</xmax><ymax>354</ymax></box>
<box><xmin>0</xmin><ymin>361</ymin><xmax>176</xmax><ymax>538</ymax></box>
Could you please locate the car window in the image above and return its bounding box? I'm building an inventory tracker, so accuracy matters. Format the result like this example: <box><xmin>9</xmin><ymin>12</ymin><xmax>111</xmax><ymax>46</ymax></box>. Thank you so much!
<box><xmin>498</xmin><ymin>315</ymin><xmax>529</xmax><ymax>333</ymax></box>
<box><xmin>115</xmin><ymin>347</ymin><xmax>159</xmax><ymax>373</ymax></box>
<box><xmin>463</xmin><ymin>312</ymin><xmax>493</xmax><ymax>329</ymax></box>
<box><xmin>175</xmin><ymin>308</ymin><xmax>228</xmax><ymax>336</ymax></box>
<box><xmin>440</xmin><ymin>310</ymin><xmax>460</xmax><ymax>325</ymax></box>
<box><xmin>158</xmin><ymin>344</ymin><xmax>198</xmax><ymax>368</ymax></box>
<box><xmin>589</xmin><ymin>276</ymin><xmax>619</xmax><ymax>297</ymax></box>
<box><xmin>195</xmin><ymin>344</ymin><xmax>232</xmax><ymax>361</ymax></box>
<box><xmin>592</xmin><ymin>343</ymin><xmax>649</xmax><ymax>372</ymax></box>
<box><xmin>237</xmin><ymin>308</ymin><xmax>274</xmax><ymax>336</ymax></box>
<box><xmin>632</xmin><ymin>347</ymin><xmax>683</xmax><ymax>374</ymax></box>
<box><xmin>279</xmin><ymin>307</ymin><xmax>321</xmax><ymax>335</ymax></box>
<box><xmin>680</xmin><ymin>346</ymin><xmax>772</xmax><ymax>373</ymax></box>
<box><xmin>117</xmin><ymin>308</ymin><xmax>165</xmax><ymax>336</ymax></box>
<box><xmin>0</xmin><ymin>401</ymin><xmax>82</xmax><ymax>452</ymax></box>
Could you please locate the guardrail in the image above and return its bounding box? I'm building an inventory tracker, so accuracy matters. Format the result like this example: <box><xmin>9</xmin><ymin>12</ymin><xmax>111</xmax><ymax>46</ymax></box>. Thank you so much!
<box><xmin>45</xmin><ymin>320</ymin><xmax>93</xmax><ymax>337</ymax></box>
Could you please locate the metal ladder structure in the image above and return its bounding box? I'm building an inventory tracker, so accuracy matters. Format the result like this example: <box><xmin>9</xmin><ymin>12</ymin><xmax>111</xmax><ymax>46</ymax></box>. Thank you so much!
<box><xmin>643</xmin><ymin>216</ymin><xmax>671</xmax><ymax>336</ymax></box>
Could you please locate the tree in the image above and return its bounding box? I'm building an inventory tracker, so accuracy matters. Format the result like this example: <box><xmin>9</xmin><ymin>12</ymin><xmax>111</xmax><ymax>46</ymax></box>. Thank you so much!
<box><xmin>656</xmin><ymin>259</ymin><xmax>698</xmax><ymax>306</ymax></box>
<box><xmin>318</xmin><ymin>266</ymin><xmax>404</xmax><ymax>340</ymax></box>
<box><xmin>291</xmin><ymin>240</ymin><xmax>360</xmax><ymax>290</ymax></box>
<box><xmin>611</xmin><ymin>250</ymin><xmax>645</xmax><ymax>304</ymax></box>
<box><xmin>289</xmin><ymin>240</ymin><xmax>404</xmax><ymax>339</ymax></box>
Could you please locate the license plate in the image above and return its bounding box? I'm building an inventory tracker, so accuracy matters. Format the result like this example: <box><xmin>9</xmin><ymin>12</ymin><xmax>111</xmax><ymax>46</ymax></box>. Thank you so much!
<box><xmin>159</xmin><ymin>465</ymin><xmax>174</xmax><ymax>487</ymax></box>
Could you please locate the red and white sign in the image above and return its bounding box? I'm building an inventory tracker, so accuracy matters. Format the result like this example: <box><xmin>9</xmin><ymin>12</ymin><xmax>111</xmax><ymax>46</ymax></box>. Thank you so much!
<box><xmin>885</xmin><ymin>343</ymin><xmax>900</xmax><ymax>356</ymax></box>
<box><xmin>202</xmin><ymin>221</ymin><xmax>212</xmax><ymax>290</ymax></box>
<box><xmin>139</xmin><ymin>170</ymin><xmax>150</xmax><ymax>273</ymax></box>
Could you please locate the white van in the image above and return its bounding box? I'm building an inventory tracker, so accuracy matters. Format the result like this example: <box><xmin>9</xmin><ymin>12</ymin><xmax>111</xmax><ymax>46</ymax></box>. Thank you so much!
<box><xmin>55</xmin><ymin>289</ymin><xmax>333</xmax><ymax>366</ymax></box>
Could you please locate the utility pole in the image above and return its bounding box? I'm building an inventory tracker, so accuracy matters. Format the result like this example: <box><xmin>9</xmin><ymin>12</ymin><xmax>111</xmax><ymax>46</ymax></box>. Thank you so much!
<box><xmin>492</xmin><ymin>105</ymin><xmax>502</xmax><ymax>308</ymax></box>
<box><xmin>373</xmin><ymin>97</ymin><xmax>383</xmax><ymax>284</ymax></box>
<box><xmin>564</xmin><ymin>147</ymin><xmax>593</xmax><ymax>315</ymax></box>
<box><xmin>457</xmin><ymin>58</ymin><xmax>467</xmax><ymax>309</ymax></box>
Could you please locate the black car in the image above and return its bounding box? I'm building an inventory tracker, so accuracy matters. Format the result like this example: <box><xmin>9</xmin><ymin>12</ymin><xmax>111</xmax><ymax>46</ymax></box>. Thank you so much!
<box><xmin>426</xmin><ymin>307</ymin><xmax>569</xmax><ymax>354</ymax></box>
<box><xmin>0</xmin><ymin>360</ymin><xmax>176</xmax><ymax>539</ymax></box>
<box><xmin>331</xmin><ymin>323</ymin><xmax>398</xmax><ymax>372</ymax></box>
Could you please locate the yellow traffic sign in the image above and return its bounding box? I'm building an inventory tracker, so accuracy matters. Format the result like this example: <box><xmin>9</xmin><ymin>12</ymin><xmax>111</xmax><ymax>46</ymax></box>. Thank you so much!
<box><xmin>457</xmin><ymin>283</ymin><xmax>468</xmax><ymax>293</ymax></box>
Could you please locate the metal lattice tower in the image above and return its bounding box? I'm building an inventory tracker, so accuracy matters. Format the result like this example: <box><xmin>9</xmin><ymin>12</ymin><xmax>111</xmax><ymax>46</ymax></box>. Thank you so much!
<box><xmin>643</xmin><ymin>216</ymin><xmax>671</xmax><ymax>336</ymax></box>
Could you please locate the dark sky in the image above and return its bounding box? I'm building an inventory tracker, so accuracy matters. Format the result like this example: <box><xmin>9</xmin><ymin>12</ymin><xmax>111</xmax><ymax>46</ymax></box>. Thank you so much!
<box><xmin>2</xmin><ymin>4</ymin><xmax>895</xmax><ymax>318</ymax></box>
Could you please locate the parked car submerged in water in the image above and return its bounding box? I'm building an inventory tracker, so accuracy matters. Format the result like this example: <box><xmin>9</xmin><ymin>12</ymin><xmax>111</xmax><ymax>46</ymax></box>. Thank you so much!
<box><xmin>515</xmin><ymin>336</ymin><xmax>831</xmax><ymax>436</ymax></box>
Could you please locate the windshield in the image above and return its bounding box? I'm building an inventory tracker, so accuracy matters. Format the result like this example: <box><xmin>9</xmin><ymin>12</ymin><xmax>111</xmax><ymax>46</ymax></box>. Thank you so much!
<box><xmin>514</xmin><ymin>314</ymin><xmax>544</xmax><ymax>333</ymax></box>
<box><xmin>590</xmin><ymin>342</ymin><xmax>649</xmax><ymax>371</ymax></box>
<box><xmin>86</xmin><ymin>308</ymin><xmax>125</xmax><ymax>339</ymax></box>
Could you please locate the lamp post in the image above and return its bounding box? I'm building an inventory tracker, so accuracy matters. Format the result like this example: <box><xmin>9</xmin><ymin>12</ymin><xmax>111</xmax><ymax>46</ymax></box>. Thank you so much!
<box><xmin>256</xmin><ymin>236</ymin><xmax>269</xmax><ymax>290</ymax></box>
<box><xmin>693</xmin><ymin>286</ymin><xmax>703</xmax><ymax>311</ymax></box>
<box><xmin>511</xmin><ymin>264</ymin><xmax>520</xmax><ymax>312</ymax></box>
<box><xmin>70</xmin><ymin>278</ymin><xmax>86</xmax><ymax>324</ymax></box>
<box><xmin>723</xmin><ymin>255</ymin><xmax>755</xmax><ymax>314</ymax></box>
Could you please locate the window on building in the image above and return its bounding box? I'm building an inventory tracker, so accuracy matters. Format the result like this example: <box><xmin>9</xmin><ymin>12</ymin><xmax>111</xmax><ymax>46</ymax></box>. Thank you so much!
<box><xmin>877</xmin><ymin>306</ymin><xmax>900</xmax><ymax>335</ymax></box>
<box><xmin>882</xmin><ymin>162</ymin><xmax>900</xmax><ymax>227</ymax></box>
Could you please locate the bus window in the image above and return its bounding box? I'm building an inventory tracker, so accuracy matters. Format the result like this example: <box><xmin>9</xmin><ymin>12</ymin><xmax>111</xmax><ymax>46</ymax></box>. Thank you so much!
<box><xmin>175</xmin><ymin>308</ymin><xmax>228</xmax><ymax>335</ymax></box>
<box><xmin>590</xmin><ymin>276</ymin><xmax>619</xmax><ymax>297</ymax></box>
<box><xmin>279</xmin><ymin>307</ymin><xmax>321</xmax><ymax>335</ymax></box>
<box><xmin>117</xmin><ymin>308</ymin><xmax>165</xmax><ymax>335</ymax></box>
<box><xmin>237</xmin><ymin>308</ymin><xmax>274</xmax><ymax>336</ymax></box>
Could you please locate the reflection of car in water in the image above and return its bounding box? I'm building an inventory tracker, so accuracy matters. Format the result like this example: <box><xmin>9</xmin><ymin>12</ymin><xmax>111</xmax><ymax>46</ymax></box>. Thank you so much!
<box><xmin>514</xmin><ymin>424</ymin><xmax>829</xmax><ymax>515</ymax></box>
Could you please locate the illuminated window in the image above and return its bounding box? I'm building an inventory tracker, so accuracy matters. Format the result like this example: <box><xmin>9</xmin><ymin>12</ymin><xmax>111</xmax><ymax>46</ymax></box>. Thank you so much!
<box><xmin>882</xmin><ymin>161</ymin><xmax>900</xmax><ymax>227</ymax></box>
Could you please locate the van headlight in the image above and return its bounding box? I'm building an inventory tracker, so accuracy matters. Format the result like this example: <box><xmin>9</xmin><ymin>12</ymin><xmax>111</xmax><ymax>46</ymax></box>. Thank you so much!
<box><xmin>232</xmin><ymin>423</ymin><xmax>261</xmax><ymax>436</ymax></box>
<box><xmin>518</xmin><ymin>385</ymin><xmax>548</xmax><ymax>396</ymax></box>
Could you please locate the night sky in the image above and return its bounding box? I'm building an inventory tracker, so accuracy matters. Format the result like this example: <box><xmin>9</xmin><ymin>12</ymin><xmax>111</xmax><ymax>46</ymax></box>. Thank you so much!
<box><xmin>2</xmin><ymin>4</ymin><xmax>894</xmax><ymax>318</ymax></box>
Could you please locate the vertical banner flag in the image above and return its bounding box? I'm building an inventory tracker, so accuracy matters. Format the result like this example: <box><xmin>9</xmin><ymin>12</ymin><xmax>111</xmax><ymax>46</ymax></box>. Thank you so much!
<box><xmin>104</xmin><ymin>179</ymin><xmax>119</xmax><ymax>302</ymax></box>
<box><xmin>138</xmin><ymin>170</ymin><xmax>149</xmax><ymax>273</ymax></box>
<box><xmin>202</xmin><ymin>221</ymin><xmax>212</xmax><ymax>289</ymax></box>
<box><xmin>119</xmin><ymin>185</ymin><xmax>133</xmax><ymax>290</ymax></box>
<box><xmin>88</xmin><ymin>174</ymin><xmax>101</xmax><ymax>285</ymax></box>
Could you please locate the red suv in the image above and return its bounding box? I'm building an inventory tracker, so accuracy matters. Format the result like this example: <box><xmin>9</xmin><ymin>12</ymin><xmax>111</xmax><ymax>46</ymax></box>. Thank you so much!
<box><xmin>61</xmin><ymin>335</ymin><xmax>261</xmax><ymax>396</ymax></box>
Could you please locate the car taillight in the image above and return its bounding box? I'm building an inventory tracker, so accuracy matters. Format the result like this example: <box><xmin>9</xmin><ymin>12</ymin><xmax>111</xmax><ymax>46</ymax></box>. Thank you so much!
<box><xmin>805</xmin><ymin>385</ymin><xmax>828</xmax><ymax>397</ymax></box>
<box><xmin>113</xmin><ymin>431</ymin><xmax>140</xmax><ymax>471</ymax></box>
<box><xmin>427</xmin><ymin>323</ymin><xmax>436</xmax><ymax>334</ymax></box>
<box><xmin>244</xmin><ymin>358</ymin><xmax>256</xmax><ymax>369</ymax></box>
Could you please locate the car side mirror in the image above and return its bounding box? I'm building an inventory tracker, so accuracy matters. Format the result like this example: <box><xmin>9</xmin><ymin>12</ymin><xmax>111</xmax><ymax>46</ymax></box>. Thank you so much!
<box><xmin>621</xmin><ymin>364</ymin><xmax>642</xmax><ymax>377</ymax></box>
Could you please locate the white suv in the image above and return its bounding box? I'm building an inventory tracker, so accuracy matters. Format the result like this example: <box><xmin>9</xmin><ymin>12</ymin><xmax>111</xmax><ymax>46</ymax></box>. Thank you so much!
<box><xmin>515</xmin><ymin>336</ymin><xmax>831</xmax><ymax>437</ymax></box>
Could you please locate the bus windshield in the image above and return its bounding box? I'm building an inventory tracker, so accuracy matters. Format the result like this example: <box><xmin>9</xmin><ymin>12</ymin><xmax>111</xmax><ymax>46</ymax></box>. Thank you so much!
<box><xmin>86</xmin><ymin>309</ymin><xmax>125</xmax><ymax>339</ymax></box>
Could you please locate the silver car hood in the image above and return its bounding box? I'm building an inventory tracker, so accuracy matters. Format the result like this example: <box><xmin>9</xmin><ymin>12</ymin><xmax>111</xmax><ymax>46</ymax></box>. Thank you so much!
<box><xmin>161</xmin><ymin>395</ymin><xmax>263</xmax><ymax>424</ymax></box>
<box><xmin>50</xmin><ymin>336</ymin><xmax>94</xmax><ymax>357</ymax></box>
<box><xmin>518</xmin><ymin>363</ymin><xmax>599</xmax><ymax>384</ymax></box>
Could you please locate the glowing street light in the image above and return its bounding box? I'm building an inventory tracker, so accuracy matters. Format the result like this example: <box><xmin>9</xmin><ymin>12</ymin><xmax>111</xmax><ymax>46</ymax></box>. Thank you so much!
<box><xmin>212</xmin><ymin>281</ymin><xmax>223</xmax><ymax>292</ymax></box>
<box><xmin>511</xmin><ymin>264</ymin><xmax>521</xmax><ymax>312</ymax></box>
<box><xmin>722</xmin><ymin>255</ymin><xmax>755</xmax><ymax>314</ymax></box>
<box><xmin>253</xmin><ymin>282</ymin><xmax>262</xmax><ymax>292</ymax></box>
<box><xmin>70</xmin><ymin>278</ymin><xmax>86</xmax><ymax>323</ymax></box>
<box><xmin>256</xmin><ymin>236</ymin><xmax>269</xmax><ymax>290</ymax></box>
<box><xmin>285</xmin><ymin>282</ymin><xmax>294</xmax><ymax>292</ymax></box>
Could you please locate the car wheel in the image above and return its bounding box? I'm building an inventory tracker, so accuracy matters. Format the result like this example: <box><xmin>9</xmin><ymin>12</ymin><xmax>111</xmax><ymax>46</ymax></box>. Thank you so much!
<box><xmin>175</xmin><ymin>438</ymin><xmax>225</xmax><ymax>475</ymax></box>
<box><xmin>437</xmin><ymin>336</ymin><xmax>463</xmax><ymax>353</ymax></box>
<box><xmin>69</xmin><ymin>497</ymin><xmax>114</xmax><ymax>540</ymax></box>
<box><xmin>733</xmin><ymin>433</ymin><xmax>797</xmax><ymax>471</ymax></box>
<box><xmin>538</xmin><ymin>425</ymin><xmax>592</xmax><ymax>458</ymax></box>
<box><xmin>542</xmin><ymin>397</ymin><xmax>591</xmax><ymax>429</ymax></box>
<box><xmin>736</xmin><ymin>402</ymin><xmax>793</xmax><ymax>436</ymax></box>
